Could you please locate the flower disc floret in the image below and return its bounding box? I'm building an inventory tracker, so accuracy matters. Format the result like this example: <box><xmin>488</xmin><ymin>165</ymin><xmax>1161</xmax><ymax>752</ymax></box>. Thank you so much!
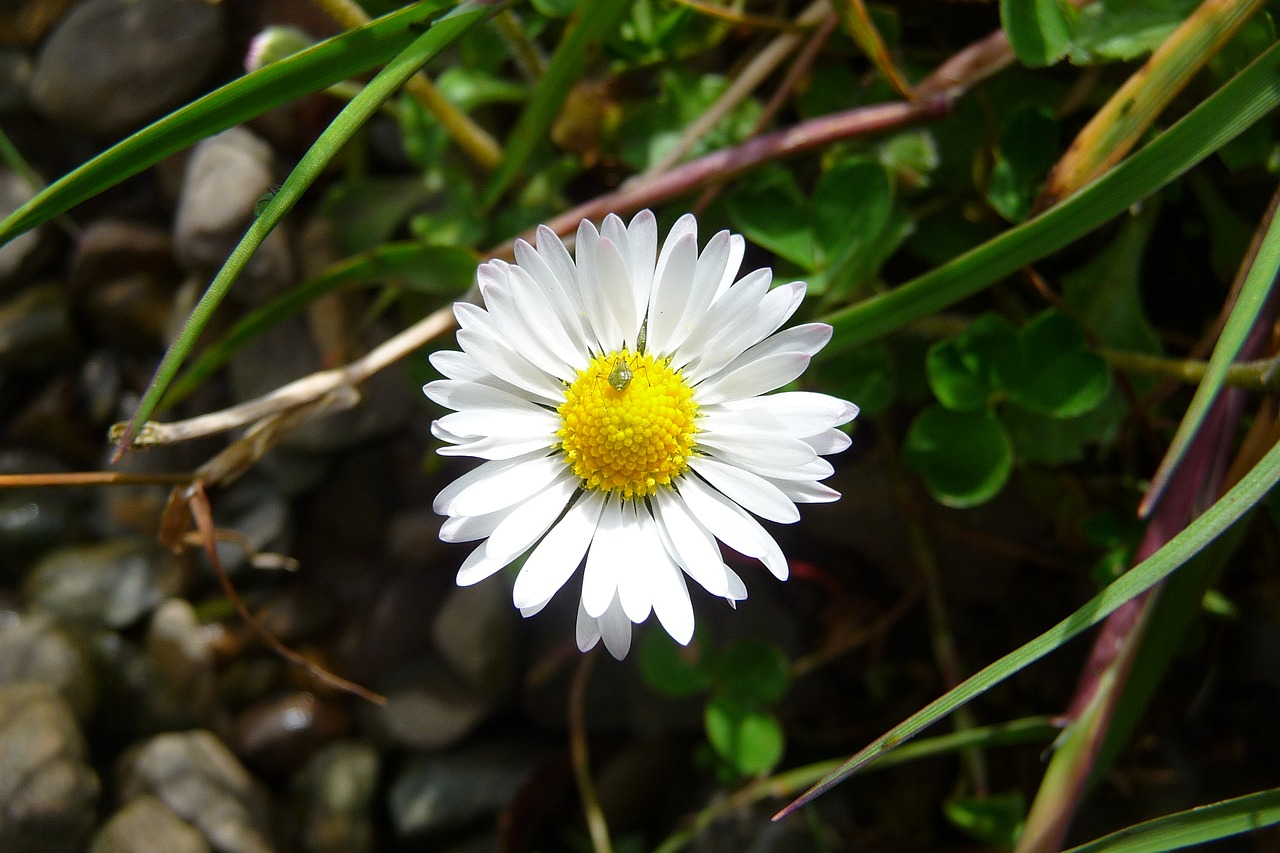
<box><xmin>558</xmin><ymin>349</ymin><xmax>699</xmax><ymax>499</ymax></box>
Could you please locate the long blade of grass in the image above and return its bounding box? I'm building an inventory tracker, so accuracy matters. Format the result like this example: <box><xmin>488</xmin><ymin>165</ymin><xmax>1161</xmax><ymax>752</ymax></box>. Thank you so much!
<box><xmin>775</xmin><ymin>428</ymin><xmax>1280</xmax><ymax>817</ymax></box>
<box><xmin>817</xmin><ymin>40</ymin><xmax>1280</xmax><ymax>354</ymax></box>
<box><xmin>1039</xmin><ymin>0</ymin><xmax>1267</xmax><ymax>207</ymax></box>
<box><xmin>1062</xmin><ymin>787</ymin><xmax>1280</xmax><ymax>852</ymax></box>
<box><xmin>113</xmin><ymin>1</ymin><xmax>497</xmax><ymax>457</ymax></box>
<box><xmin>0</xmin><ymin>0</ymin><xmax>457</xmax><ymax>247</ymax></box>
<box><xmin>1140</xmin><ymin>192</ymin><xmax>1280</xmax><ymax>515</ymax></box>
<box><xmin>481</xmin><ymin>0</ymin><xmax>633</xmax><ymax>206</ymax></box>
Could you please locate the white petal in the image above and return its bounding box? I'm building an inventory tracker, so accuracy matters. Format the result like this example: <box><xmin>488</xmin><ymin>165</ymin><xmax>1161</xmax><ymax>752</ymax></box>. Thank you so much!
<box><xmin>440</xmin><ymin>507</ymin><xmax>509</xmax><ymax>543</ymax></box>
<box><xmin>803</xmin><ymin>429</ymin><xmax>853</xmax><ymax>455</ymax></box>
<box><xmin>683</xmin><ymin>282</ymin><xmax>806</xmax><ymax>384</ymax></box>
<box><xmin>425</xmin><ymin>379</ymin><xmax>552</xmax><ymax>418</ymax></box>
<box><xmin>690</xmin><ymin>457</ymin><xmax>800</xmax><ymax>524</ymax></box>
<box><xmin>513</xmin><ymin>239</ymin><xmax>592</xmax><ymax>352</ymax></box>
<box><xmin>597</xmin><ymin>236</ymin><xmax>638</xmax><ymax>347</ymax></box>
<box><xmin>645</xmin><ymin>231</ymin><xmax>697</xmax><ymax>357</ymax></box>
<box><xmin>697</xmin><ymin>431</ymin><xmax>816</xmax><ymax>478</ymax></box>
<box><xmin>616</xmin><ymin>502</ymin><xmax>653</xmax><ymax>623</ymax></box>
<box><xmin>653</xmin><ymin>213</ymin><xmax>697</xmax><ymax>290</ymax></box>
<box><xmin>442</xmin><ymin>453</ymin><xmax>565</xmax><ymax>518</ymax></box>
<box><xmin>677</xmin><ymin>475</ymin><xmax>789</xmax><ymax>579</ymax></box>
<box><xmin>433</xmin><ymin>451</ymin><xmax>546</xmax><ymax>515</ymax></box>
<box><xmin>575</xmin><ymin>219</ymin><xmax>613</xmax><ymax>352</ymax></box>
<box><xmin>433</xmin><ymin>428</ymin><xmax>552</xmax><ymax>461</ymax></box>
<box><xmin>714</xmin><ymin>234</ymin><xmax>745</xmax><ymax>300</ymax></box>
<box><xmin>435</xmin><ymin>408</ymin><xmax>558</xmax><ymax>442</ymax></box>
<box><xmin>581</xmin><ymin>495</ymin><xmax>626</xmax><ymax>618</ymax></box>
<box><xmin>652</xmin><ymin>489</ymin><xmax>731</xmax><ymax>597</ymax></box>
<box><xmin>456</xmin><ymin>539</ymin><xmax>512</xmax><ymax>586</ymax></box>
<box><xmin>597</xmin><ymin>593</ymin><xmax>632</xmax><ymax>659</ymax></box>
<box><xmin>711</xmin><ymin>391</ymin><xmax>859</xmax><ymax>436</ymax></box>
<box><xmin>484</xmin><ymin>472</ymin><xmax>578</xmax><ymax>562</ymax></box>
<box><xmin>768</xmin><ymin>478</ymin><xmax>841</xmax><ymax>503</ymax></box>
<box><xmin>512</xmin><ymin>490</ymin><xmax>605</xmax><ymax>609</ymax></box>
<box><xmin>480</xmin><ymin>278</ymin><xmax>576</xmax><ymax>380</ymax></box>
<box><xmin>671</xmin><ymin>269</ymin><xmax>772</xmax><ymax>372</ymax></box>
<box><xmin>626</xmin><ymin>209</ymin><xmax>658</xmax><ymax>314</ymax></box>
<box><xmin>576</xmin><ymin>597</ymin><xmax>601</xmax><ymax>652</ymax></box>
<box><xmin>651</xmin><ymin>558</ymin><xmax>694</xmax><ymax>645</ymax></box>
<box><xmin>536</xmin><ymin>225</ymin><xmax>585</xmax><ymax>314</ymax></box>
<box><xmin>695</xmin><ymin>352</ymin><xmax>811</xmax><ymax>405</ymax></box>
<box><xmin>665</xmin><ymin>230</ymin><xmax>732</xmax><ymax>355</ymax></box>
<box><xmin>456</xmin><ymin>328</ymin><xmax>565</xmax><ymax>404</ymax></box>
<box><xmin>507</xmin><ymin>265</ymin><xmax>591</xmax><ymax>369</ymax></box>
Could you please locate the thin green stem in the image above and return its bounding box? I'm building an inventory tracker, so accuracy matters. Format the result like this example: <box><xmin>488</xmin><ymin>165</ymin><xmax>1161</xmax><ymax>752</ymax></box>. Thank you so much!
<box><xmin>570</xmin><ymin>652</ymin><xmax>613</xmax><ymax>853</ymax></box>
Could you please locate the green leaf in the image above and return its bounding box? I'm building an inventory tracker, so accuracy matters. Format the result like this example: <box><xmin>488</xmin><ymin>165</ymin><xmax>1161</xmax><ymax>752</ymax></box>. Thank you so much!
<box><xmin>903</xmin><ymin>406</ymin><xmax>1014</xmax><ymax>508</ymax></box>
<box><xmin>987</xmin><ymin>105</ymin><xmax>1059</xmax><ymax>222</ymax></box>
<box><xmin>945</xmin><ymin>791</ymin><xmax>1026</xmax><ymax>846</ymax></box>
<box><xmin>715</xmin><ymin>639</ymin><xmax>789</xmax><ymax>706</ymax></box>
<box><xmin>999</xmin><ymin>310</ymin><xmax>1112</xmax><ymax>418</ymax></box>
<box><xmin>1067</xmin><ymin>0</ymin><xmax>1199</xmax><ymax>63</ymax></box>
<box><xmin>639</xmin><ymin>625</ymin><xmax>716</xmax><ymax>698</ymax></box>
<box><xmin>1003</xmin><ymin>391</ymin><xmax>1125</xmax><ymax>465</ymax></box>
<box><xmin>727</xmin><ymin>168</ymin><xmax>814</xmax><ymax>269</ymax></box>
<box><xmin>1061</xmin><ymin>207</ymin><xmax>1162</xmax><ymax>357</ymax></box>
<box><xmin>1063</xmin><ymin>787</ymin><xmax>1280</xmax><ymax>852</ymax></box>
<box><xmin>926</xmin><ymin>314</ymin><xmax>1019</xmax><ymax>411</ymax></box>
<box><xmin>1001</xmin><ymin>0</ymin><xmax>1074</xmax><ymax>67</ymax></box>
<box><xmin>705</xmin><ymin>697</ymin><xmax>785</xmax><ymax>776</ymax></box>
<box><xmin>820</xmin><ymin>40</ymin><xmax>1280</xmax><ymax>355</ymax></box>
<box><xmin>812</xmin><ymin>158</ymin><xmax>894</xmax><ymax>294</ymax></box>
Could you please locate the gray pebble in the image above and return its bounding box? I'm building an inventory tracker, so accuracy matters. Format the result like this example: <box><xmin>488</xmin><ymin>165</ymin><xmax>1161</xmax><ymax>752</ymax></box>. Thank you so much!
<box><xmin>0</xmin><ymin>614</ymin><xmax>96</xmax><ymax>720</ymax></box>
<box><xmin>290</xmin><ymin>741</ymin><xmax>379</xmax><ymax>853</ymax></box>
<box><xmin>29</xmin><ymin>0</ymin><xmax>225</xmax><ymax>136</ymax></box>
<box><xmin>0</xmin><ymin>170</ymin><xmax>43</xmax><ymax>286</ymax></box>
<box><xmin>0</xmin><ymin>682</ymin><xmax>100</xmax><ymax>853</ymax></box>
<box><xmin>389</xmin><ymin>740</ymin><xmax>540</xmax><ymax>838</ymax></box>
<box><xmin>118</xmin><ymin>730</ymin><xmax>276</xmax><ymax>853</ymax></box>
<box><xmin>25</xmin><ymin>538</ymin><xmax>181</xmax><ymax>630</ymax></box>
<box><xmin>91</xmin><ymin>795</ymin><xmax>210</xmax><ymax>853</ymax></box>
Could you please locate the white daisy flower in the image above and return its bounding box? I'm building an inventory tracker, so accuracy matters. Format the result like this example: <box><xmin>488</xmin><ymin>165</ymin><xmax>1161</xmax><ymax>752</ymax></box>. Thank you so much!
<box><xmin>424</xmin><ymin>211</ymin><xmax>858</xmax><ymax>659</ymax></box>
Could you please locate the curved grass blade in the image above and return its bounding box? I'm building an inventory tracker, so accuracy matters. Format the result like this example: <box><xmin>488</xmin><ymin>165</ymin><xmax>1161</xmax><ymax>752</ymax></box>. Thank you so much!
<box><xmin>160</xmin><ymin>243</ymin><xmax>477</xmax><ymax>410</ymax></box>
<box><xmin>1062</xmin><ymin>787</ymin><xmax>1280</xmax><ymax>852</ymax></box>
<box><xmin>817</xmin><ymin>40</ymin><xmax>1280</xmax><ymax>355</ymax></box>
<box><xmin>0</xmin><ymin>0</ymin><xmax>455</xmax><ymax>247</ymax></box>
<box><xmin>481</xmin><ymin>0</ymin><xmax>633</xmax><ymax>206</ymax></box>
<box><xmin>114</xmin><ymin>1</ymin><xmax>497</xmax><ymax>458</ymax></box>
<box><xmin>1140</xmin><ymin>192</ymin><xmax>1280</xmax><ymax>516</ymax></box>
<box><xmin>775</xmin><ymin>430</ymin><xmax>1280</xmax><ymax>817</ymax></box>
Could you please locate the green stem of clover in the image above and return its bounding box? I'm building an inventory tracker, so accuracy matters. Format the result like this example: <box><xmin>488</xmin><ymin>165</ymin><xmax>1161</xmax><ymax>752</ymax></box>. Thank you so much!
<box><xmin>1101</xmin><ymin>348</ymin><xmax>1280</xmax><ymax>392</ymax></box>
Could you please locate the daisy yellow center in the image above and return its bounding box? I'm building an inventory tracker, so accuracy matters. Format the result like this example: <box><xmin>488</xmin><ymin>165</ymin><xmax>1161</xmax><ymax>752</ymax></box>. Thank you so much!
<box><xmin>557</xmin><ymin>349</ymin><xmax>699</xmax><ymax>499</ymax></box>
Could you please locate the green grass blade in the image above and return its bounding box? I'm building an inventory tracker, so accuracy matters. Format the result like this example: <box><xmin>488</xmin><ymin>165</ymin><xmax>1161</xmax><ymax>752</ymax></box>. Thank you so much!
<box><xmin>1062</xmin><ymin>787</ymin><xmax>1280</xmax><ymax>852</ymax></box>
<box><xmin>777</xmin><ymin>430</ymin><xmax>1280</xmax><ymax>817</ymax></box>
<box><xmin>114</xmin><ymin>1</ymin><xmax>496</xmax><ymax>456</ymax></box>
<box><xmin>817</xmin><ymin>40</ymin><xmax>1280</xmax><ymax>354</ymax></box>
<box><xmin>160</xmin><ymin>243</ymin><xmax>477</xmax><ymax>410</ymax></box>
<box><xmin>0</xmin><ymin>0</ymin><xmax>455</xmax><ymax>246</ymax></box>
<box><xmin>1141</xmin><ymin>197</ymin><xmax>1280</xmax><ymax>515</ymax></box>
<box><xmin>481</xmin><ymin>0</ymin><xmax>633</xmax><ymax>206</ymax></box>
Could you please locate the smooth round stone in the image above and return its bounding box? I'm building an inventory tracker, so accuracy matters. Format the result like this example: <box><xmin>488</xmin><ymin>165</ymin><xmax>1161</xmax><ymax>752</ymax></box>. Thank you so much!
<box><xmin>29</xmin><ymin>0</ymin><xmax>225</xmax><ymax>136</ymax></box>
<box><xmin>25</xmin><ymin>539</ymin><xmax>181</xmax><ymax>630</ymax></box>
<box><xmin>290</xmin><ymin>741</ymin><xmax>379</xmax><ymax>853</ymax></box>
<box><xmin>0</xmin><ymin>682</ymin><xmax>100</xmax><ymax>852</ymax></box>
<box><xmin>0</xmin><ymin>615</ymin><xmax>96</xmax><ymax>720</ymax></box>
<box><xmin>90</xmin><ymin>796</ymin><xmax>210</xmax><ymax>853</ymax></box>
<box><xmin>0</xmin><ymin>170</ymin><xmax>42</xmax><ymax>285</ymax></box>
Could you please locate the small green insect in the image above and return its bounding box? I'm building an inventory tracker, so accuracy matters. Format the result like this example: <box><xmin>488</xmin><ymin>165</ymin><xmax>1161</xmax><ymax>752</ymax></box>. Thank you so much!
<box><xmin>608</xmin><ymin>356</ymin><xmax>634</xmax><ymax>392</ymax></box>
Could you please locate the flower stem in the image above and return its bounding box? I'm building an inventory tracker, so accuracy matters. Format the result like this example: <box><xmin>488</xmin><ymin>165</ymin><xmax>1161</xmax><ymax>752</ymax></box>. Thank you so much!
<box><xmin>570</xmin><ymin>651</ymin><xmax>613</xmax><ymax>853</ymax></box>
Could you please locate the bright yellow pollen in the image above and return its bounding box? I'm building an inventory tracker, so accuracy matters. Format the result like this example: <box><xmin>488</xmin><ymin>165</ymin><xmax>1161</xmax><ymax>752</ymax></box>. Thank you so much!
<box><xmin>557</xmin><ymin>349</ymin><xmax>699</xmax><ymax>500</ymax></box>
